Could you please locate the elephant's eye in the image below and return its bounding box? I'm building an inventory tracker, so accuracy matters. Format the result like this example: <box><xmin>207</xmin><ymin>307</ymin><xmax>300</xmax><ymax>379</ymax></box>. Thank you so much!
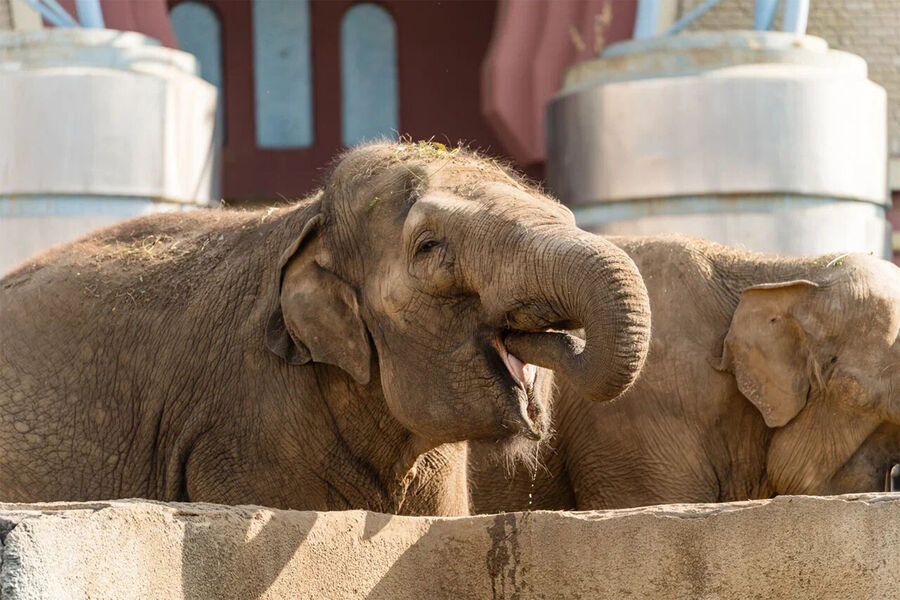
<box><xmin>417</xmin><ymin>239</ymin><xmax>441</xmax><ymax>254</ymax></box>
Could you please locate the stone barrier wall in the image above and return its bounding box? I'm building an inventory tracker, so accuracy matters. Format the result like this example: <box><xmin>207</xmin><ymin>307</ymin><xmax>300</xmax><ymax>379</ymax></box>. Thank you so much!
<box><xmin>0</xmin><ymin>494</ymin><xmax>897</xmax><ymax>599</ymax></box>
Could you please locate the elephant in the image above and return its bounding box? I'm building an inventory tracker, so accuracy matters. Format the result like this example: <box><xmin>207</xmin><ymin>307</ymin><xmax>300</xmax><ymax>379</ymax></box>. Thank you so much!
<box><xmin>470</xmin><ymin>235</ymin><xmax>900</xmax><ymax>512</ymax></box>
<box><xmin>0</xmin><ymin>142</ymin><xmax>651</xmax><ymax>515</ymax></box>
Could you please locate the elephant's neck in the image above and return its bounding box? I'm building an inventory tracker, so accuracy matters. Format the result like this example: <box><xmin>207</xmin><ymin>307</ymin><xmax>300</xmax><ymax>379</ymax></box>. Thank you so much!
<box><xmin>311</xmin><ymin>374</ymin><xmax>466</xmax><ymax>515</ymax></box>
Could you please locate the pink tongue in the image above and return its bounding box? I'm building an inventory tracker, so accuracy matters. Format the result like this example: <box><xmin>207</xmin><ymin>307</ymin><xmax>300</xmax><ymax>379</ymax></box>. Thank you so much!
<box><xmin>494</xmin><ymin>338</ymin><xmax>537</xmax><ymax>387</ymax></box>
<box><xmin>522</xmin><ymin>362</ymin><xmax>536</xmax><ymax>386</ymax></box>
<box><xmin>506</xmin><ymin>351</ymin><xmax>537</xmax><ymax>387</ymax></box>
<box><xmin>506</xmin><ymin>351</ymin><xmax>527</xmax><ymax>384</ymax></box>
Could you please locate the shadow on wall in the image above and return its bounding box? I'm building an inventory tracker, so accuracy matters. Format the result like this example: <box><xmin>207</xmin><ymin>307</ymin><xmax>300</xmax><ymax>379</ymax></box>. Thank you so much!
<box><xmin>7</xmin><ymin>496</ymin><xmax>893</xmax><ymax>598</ymax></box>
<box><xmin>361</xmin><ymin>514</ymin><xmax>531</xmax><ymax>600</ymax></box>
<box><xmin>175</xmin><ymin>509</ymin><xmax>519</xmax><ymax>599</ymax></box>
<box><xmin>178</xmin><ymin>507</ymin><xmax>317</xmax><ymax>600</ymax></box>
<box><xmin>177</xmin><ymin>509</ymin><xmax>403</xmax><ymax>599</ymax></box>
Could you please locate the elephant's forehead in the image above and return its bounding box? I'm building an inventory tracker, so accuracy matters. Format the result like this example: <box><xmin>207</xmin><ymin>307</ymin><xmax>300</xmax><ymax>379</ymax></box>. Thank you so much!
<box><xmin>868</xmin><ymin>260</ymin><xmax>900</xmax><ymax>305</ymax></box>
<box><xmin>416</xmin><ymin>183</ymin><xmax>573</xmax><ymax>223</ymax></box>
<box><xmin>840</xmin><ymin>258</ymin><xmax>900</xmax><ymax>330</ymax></box>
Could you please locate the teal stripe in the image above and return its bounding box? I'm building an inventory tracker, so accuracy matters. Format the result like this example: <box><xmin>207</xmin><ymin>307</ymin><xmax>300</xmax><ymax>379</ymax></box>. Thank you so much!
<box><xmin>341</xmin><ymin>4</ymin><xmax>399</xmax><ymax>147</ymax></box>
<box><xmin>254</xmin><ymin>0</ymin><xmax>314</xmax><ymax>148</ymax></box>
<box><xmin>0</xmin><ymin>196</ymin><xmax>194</xmax><ymax>217</ymax></box>
<box><xmin>572</xmin><ymin>195</ymin><xmax>884</xmax><ymax>223</ymax></box>
<box><xmin>171</xmin><ymin>1</ymin><xmax>225</xmax><ymax>143</ymax></box>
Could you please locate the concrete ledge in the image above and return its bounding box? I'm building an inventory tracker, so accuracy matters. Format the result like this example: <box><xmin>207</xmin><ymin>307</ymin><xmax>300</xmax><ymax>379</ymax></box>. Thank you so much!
<box><xmin>0</xmin><ymin>494</ymin><xmax>897</xmax><ymax>599</ymax></box>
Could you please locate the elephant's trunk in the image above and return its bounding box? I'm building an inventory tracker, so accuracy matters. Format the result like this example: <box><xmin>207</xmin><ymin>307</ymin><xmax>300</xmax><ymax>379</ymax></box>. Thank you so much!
<box><xmin>501</xmin><ymin>231</ymin><xmax>651</xmax><ymax>402</ymax></box>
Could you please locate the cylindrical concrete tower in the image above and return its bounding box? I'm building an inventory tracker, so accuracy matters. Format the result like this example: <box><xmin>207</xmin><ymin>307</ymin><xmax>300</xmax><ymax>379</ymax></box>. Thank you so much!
<box><xmin>547</xmin><ymin>31</ymin><xmax>888</xmax><ymax>257</ymax></box>
<box><xmin>0</xmin><ymin>28</ymin><xmax>218</xmax><ymax>274</ymax></box>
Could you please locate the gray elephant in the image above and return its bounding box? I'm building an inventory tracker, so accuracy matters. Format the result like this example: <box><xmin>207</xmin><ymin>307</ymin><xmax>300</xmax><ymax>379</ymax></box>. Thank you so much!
<box><xmin>470</xmin><ymin>235</ymin><xmax>900</xmax><ymax>512</ymax></box>
<box><xmin>0</xmin><ymin>143</ymin><xmax>651</xmax><ymax>515</ymax></box>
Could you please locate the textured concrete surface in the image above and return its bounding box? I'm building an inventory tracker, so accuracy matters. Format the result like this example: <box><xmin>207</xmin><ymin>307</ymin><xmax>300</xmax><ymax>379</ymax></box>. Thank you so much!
<box><xmin>0</xmin><ymin>494</ymin><xmax>896</xmax><ymax>599</ymax></box>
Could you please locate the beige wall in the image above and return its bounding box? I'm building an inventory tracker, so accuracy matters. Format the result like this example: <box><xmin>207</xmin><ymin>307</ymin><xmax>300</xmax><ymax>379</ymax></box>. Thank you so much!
<box><xmin>676</xmin><ymin>0</ymin><xmax>900</xmax><ymax>158</ymax></box>
<box><xmin>0</xmin><ymin>0</ymin><xmax>11</xmax><ymax>29</ymax></box>
<box><xmin>0</xmin><ymin>495</ymin><xmax>898</xmax><ymax>599</ymax></box>
<box><xmin>1</xmin><ymin>0</ymin><xmax>42</xmax><ymax>31</ymax></box>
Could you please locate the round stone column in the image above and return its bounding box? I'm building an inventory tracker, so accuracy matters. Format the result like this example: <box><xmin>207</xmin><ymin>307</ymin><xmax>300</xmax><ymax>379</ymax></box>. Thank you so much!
<box><xmin>0</xmin><ymin>28</ymin><xmax>219</xmax><ymax>273</ymax></box>
<box><xmin>547</xmin><ymin>31</ymin><xmax>888</xmax><ymax>257</ymax></box>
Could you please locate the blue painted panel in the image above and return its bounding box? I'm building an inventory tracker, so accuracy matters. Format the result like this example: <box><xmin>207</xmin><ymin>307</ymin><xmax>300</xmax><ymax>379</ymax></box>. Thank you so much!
<box><xmin>0</xmin><ymin>196</ymin><xmax>195</xmax><ymax>217</ymax></box>
<box><xmin>171</xmin><ymin>2</ymin><xmax>225</xmax><ymax>143</ymax></box>
<box><xmin>253</xmin><ymin>0</ymin><xmax>314</xmax><ymax>148</ymax></box>
<box><xmin>341</xmin><ymin>4</ymin><xmax>399</xmax><ymax>147</ymax></box>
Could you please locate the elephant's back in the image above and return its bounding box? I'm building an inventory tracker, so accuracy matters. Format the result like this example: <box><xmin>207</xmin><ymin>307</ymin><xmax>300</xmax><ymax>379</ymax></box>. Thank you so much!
<box><xmin>0</xmin><ymin>207</ymin><xmax>286</xmax><ymax>385</ymax></box>
<box><xmin>3</xmin><ymin>209</ymin><xmax>259</xmax><ymax>291</ymax></box>
<box><xmin>0</xmin><ymin>207</ymin><xmax>291</xmax><ymax>324</ymax></box>
<box><xmin>0</xmin><ymin>208</ymin><xmax>264</xmax><ymax>501</ymax></box>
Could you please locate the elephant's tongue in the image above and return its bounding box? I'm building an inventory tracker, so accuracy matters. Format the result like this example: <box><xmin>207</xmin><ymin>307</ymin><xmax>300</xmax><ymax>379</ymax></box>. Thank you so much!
<box><xmin>501</xmin><ymin>345</ymin><xmax>537</xmax><ymax>388</ymax></box>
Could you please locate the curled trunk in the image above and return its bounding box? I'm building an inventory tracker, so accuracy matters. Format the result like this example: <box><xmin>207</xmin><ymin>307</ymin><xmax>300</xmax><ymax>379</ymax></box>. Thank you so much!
<box><xmin>501</xmin><ymin>230</ymin><xmax>651</xmax><ymax>402</ymax></box>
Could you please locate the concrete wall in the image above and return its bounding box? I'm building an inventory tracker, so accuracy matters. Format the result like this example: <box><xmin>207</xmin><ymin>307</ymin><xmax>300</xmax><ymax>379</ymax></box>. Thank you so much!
<box><xmin>0</xmin><ymin>494</ymin><xmax>897</xmax><ymax>599</ymax></box>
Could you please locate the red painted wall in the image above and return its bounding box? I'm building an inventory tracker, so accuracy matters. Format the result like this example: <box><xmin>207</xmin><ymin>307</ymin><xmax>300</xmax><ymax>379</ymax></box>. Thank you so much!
<box><xmin>52</xmin><ymin>0</ymin><xmax>638</xmax><ymax>202</ymax></box>
<box><xmin>55</xmin><ymin>0</ymin><xmax>177</xmax><ymax>47</ymax></box>
<box><xmin>168</xmin><ymin>0</ymin><xmax>511</xmax><ymax>203</ymax></box>
<box><xmin>482</xmin><ymin>0</ymin><xmax>637</xmax><ymax>166</ymax></box>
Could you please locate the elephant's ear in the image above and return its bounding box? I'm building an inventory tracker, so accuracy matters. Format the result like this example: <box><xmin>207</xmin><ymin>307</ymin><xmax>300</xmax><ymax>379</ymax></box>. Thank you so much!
<box><xmin>714</xmin><ymin>280</ymin><xmax>820</xmax><ymax>428</ymax></box>
<box><xmin>265</xmin><ymin>214</ymin><xmax>372</xmax><ymax>384</ymax></box>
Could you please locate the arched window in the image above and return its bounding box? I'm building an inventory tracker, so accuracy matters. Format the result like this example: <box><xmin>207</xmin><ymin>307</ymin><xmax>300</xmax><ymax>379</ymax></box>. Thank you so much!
<box><xmin>341</xmin><ymin>4</ymin><xmax>399</xmax><ymax>147</ymax></box>
<box><xmin>253</xmin><ymin>0</ymin><xmax>314</xmax><ymax>148</ymax></box>
<box><xmin>171</xmin><ymin>1</ymin><xmax>224</xmax><ymax>142</ymax></box>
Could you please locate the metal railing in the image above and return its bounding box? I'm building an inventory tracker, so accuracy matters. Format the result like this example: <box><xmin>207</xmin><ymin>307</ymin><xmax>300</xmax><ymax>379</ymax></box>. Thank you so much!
<box><xmin>633</xmin><ymin>0</ymin><xmax>810</xmax><ymax>39</ymax></box>
<box><xmin>17</xmin><ymin>0</ymin><xmax>103</xmax><ymax>28</ymax></box>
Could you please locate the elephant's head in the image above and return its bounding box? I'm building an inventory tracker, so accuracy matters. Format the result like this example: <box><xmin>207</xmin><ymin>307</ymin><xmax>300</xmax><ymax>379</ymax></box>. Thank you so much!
<box><xmin>716</xmin><ymin>255</ymin><xmax>900</xmax><ymax>494</ymax></box>
<box><xmin>266</xmin><ymin>143</ymin><xmax>651</xmax><ymax>446</ymax></box>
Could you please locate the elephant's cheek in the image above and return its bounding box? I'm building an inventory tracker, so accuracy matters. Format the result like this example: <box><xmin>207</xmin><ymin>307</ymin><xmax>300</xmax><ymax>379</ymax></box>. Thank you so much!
<box><xmin>766</xmin><ymin>404</ymin><xmax>881</xmax><ymax>495</ymax></box>
<box><xmin>823</xmin><ymin>423</ymin><xmax>900</xmax><ymax>494</ymax></box>
<box><xmin>766</xmin><ymin>425</ymin><xmax>829</xmax><ymax>495</ymax></box>
<box><xmin>378</xmin><ymin>361</ymin><xmax>435</xmax><ymax>436</ymax></box>
<box><xmin>823</xmin><ymin>464</ymin><xmax>883</xmax><ymax>494</ymax></box>
<box><xmin>378</xmin><ymin>359</ymin><xmax>494</xmax><ymax>443</ymax></box>
<box><xmin>532</xmin><ymin>370</ymin><xmax>555</xmax><ymax>434</ymax></box>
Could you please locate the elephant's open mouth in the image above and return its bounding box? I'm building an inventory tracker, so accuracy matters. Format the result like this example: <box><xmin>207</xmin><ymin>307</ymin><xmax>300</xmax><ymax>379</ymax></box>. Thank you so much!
<box><xmin>492</xmin><ymin>336</ymin><xmax>542</xmax><ymax>440</ymax></box>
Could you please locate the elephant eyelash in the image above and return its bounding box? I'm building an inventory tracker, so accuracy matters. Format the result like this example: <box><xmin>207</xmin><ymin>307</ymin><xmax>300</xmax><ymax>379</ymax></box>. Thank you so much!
<box><xmin>417</xmin><ymin>240</ymin><xmax>440</xmax><ymax>253</ymax></box>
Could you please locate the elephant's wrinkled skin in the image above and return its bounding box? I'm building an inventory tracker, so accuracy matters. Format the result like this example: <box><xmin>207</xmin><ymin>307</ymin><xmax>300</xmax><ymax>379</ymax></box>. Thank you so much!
<box><xmin>470</xmin><ymin>236</ymin><xmax>900</xmax><ymax>512</ymax></box>
<box><xmin>0</xmin><ymin>143</ymin><xmax>651</xmax><ymax>514</ymax></box>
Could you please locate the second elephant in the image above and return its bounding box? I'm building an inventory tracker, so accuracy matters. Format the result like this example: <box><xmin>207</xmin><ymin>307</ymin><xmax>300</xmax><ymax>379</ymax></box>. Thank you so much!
<box><xmin>470</xmin><ymin>235</ymin><xmax>900</xmax><ymax>511</ymax></box>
